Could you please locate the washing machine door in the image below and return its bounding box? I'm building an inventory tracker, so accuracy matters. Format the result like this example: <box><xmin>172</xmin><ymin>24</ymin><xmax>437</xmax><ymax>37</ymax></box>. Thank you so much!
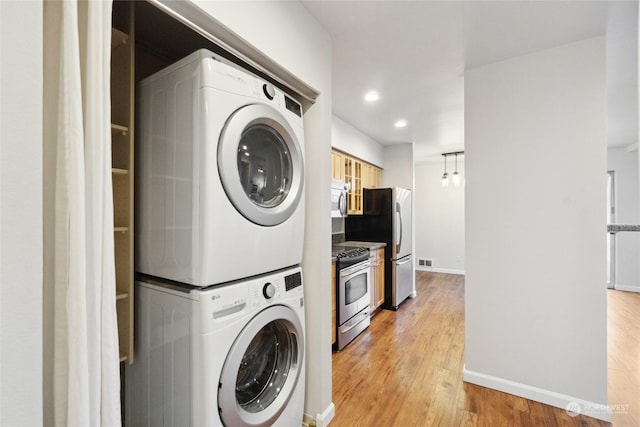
<box><xmin>218</xmin><ymin>305</ymin><xmax>304</xmax><ymax>427</ymax></box>
<box><xmin>218</xmin><ymin>103</ymin><xmax>304</xmax><ymax>226</ymax></box>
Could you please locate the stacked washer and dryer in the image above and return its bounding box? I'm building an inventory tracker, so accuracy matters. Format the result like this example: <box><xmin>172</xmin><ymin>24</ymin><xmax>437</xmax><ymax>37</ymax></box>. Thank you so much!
<box><xmin>127</xmin><ymin>49</ymin><xmax>306</xmax><ymax>427</ymax></box>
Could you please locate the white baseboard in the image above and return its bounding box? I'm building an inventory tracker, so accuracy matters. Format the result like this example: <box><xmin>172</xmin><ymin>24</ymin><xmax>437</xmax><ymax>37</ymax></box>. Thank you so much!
<box><xmin>613</xmin><ymin>284</ymin><xmax>640</xmax><ymax>292</ymax></box>
<box><xmin>317</xmin><ymin>402</ymin><xmax>335</xmax><ymax>427</ymax></box>
<box><xmin>462</xmin><ymin>368</ymin><xmax>611</xmax><ymax>422</ymax></box>
<box><xmin>304</xmin><ymin>402</ymin><xmax>335</xmax><ymax>427</ymax></box>
<box><xmin>415</xmin><ymin>265</ymin><xmax>465</xmax><ymax>275</ymax></box>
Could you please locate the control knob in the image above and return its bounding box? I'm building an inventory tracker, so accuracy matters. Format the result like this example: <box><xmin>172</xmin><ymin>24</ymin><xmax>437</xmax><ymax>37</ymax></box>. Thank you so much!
<box><xmin>263</xmin><ymin>282</ymin><xmax>276</xmax><ymax>299</ymax></box>
<box><xmin>263</xmin><ymin>83</ymin><xmax>275</xmax><ymax>100</ymax></box>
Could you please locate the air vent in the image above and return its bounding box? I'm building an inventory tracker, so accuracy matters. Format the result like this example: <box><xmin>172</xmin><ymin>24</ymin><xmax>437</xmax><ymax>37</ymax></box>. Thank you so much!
<box><xmin>418</xmin><ymin>258</ymin><xmax>432</xmax><ymax>267</ymax></box>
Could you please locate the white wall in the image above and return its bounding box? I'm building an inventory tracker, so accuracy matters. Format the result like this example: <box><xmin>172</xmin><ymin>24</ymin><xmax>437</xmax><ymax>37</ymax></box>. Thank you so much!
<box><xmin>0</xmin><ymin>1</ymin><xmax>43</xmax><ymax>425</ymax></box>
<box><xmin>465</xmin><ymin>37</ymin><xmax>608</xmax><ymax>419</ymax></box>
<box><xmin>608</xmin><ymin>147</ymin><xmax>640</xmax><ymax>290</ymax></box>
<box><xmin>184</xmin><ymin>1</ymin><xmax>335</xmax><ymax>423</ymax></box>
<box><xmin>381</xmin><ymin>143</ymin><xmax>414</xmax><ymax>190</ymax></box>
<box><xmin>332</xmin><ymin>115</ymin><xmax>384</xmax><ymax>167</ymax></box>
<box><xmin>381</xmin><ymin>143</ymin><xmax>416</xmax><ymax>296</ymax></box>
<box><xmin>414</xmin><ymin>159</ymin><xmax>465</xmax><ymax>274</ymax></box>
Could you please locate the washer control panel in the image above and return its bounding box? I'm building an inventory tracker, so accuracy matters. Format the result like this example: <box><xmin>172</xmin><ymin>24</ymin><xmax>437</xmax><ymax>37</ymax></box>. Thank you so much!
<box><xmin>251</xmin><ymin>278</ymin><xmax>282</xmax><ymax>307</ymax></box>
<box><xmin>249</xmin><ymin>270</ymin><xmax>303</xmax><ymax>309</ymax></box>
<box><xmin>203</xmin><ymin>267</ymin><xmax>303</xmax><ymax>327</ymax></box>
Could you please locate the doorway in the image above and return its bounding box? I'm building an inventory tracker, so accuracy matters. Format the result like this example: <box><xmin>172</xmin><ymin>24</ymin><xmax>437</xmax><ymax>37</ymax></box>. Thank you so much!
<box><xmin>606</xmin><ymin>148</ymin><xmax>640</xmax><ymax>293</ymax></box>
<box><xmin>607</xmin><ymin>170</ymin><xmax>615</xmax><ymax>288</ymax></box>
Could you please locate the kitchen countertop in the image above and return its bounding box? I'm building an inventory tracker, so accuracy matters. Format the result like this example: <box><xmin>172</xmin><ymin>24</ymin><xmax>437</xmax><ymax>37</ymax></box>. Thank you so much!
<box><xmin>334</xmin><ymin>241</ymin><xmax>386</xmax><ymax>250</ymax></box>
<box><xmin>608</xmin><ymin>224</ymin><xmax>640</xmax><ymax>232</ymax></box>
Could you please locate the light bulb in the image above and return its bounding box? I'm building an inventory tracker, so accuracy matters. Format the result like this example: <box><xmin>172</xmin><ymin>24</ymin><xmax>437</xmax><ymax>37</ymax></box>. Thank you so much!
<box><xmin>452</xmin><ymin>171</ymin><xmax>461</xmax><ymax>187</ymax></box>
<box><xmin>442</xmin><ymin>172</ymin><xmax>449</xmax><ymax>187</ymax></box>
<box><xmin>364</xmin><ymin>91</ymin><xmax>380</xmax><ymax>102</ymax></box>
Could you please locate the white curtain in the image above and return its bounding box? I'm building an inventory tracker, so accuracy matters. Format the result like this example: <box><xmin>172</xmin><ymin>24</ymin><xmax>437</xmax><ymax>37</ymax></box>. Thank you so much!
<box><xmin>43</xmin><ymin>0</ymin><xmax>121</xmax><ymax>426</ymax></box>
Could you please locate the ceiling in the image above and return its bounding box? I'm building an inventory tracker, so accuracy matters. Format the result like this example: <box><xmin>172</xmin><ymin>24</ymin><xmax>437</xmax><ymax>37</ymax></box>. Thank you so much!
<box><xmin>301</xmin><ymin>1</ymin><xmax>638</xmax><ymax>162</ymax></box>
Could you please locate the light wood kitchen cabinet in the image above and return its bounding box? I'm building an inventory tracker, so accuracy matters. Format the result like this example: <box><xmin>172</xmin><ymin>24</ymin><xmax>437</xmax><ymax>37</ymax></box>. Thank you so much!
<box><xmin>344</xmin><ymin>156</ymin><xmax>363</xmax><ymax>214</ymax></box>
<box><xmin>362</xmin><ymin>162</ymin><xmax>381</xmax><ymax>189</ymax></box>
<box><xmin>331</xmin><ymin>149</ymin><xmax>382</xmax><ymax>215</ymax></box>
<box><xmin>111</xmin><ymin>5</ymin><xmax>135</xmax><ymax>364</ymax></box>
<box><xmin>370</xmin><ymin>247</ymin><xmax>385</xmax><ymax>312</ymax></box>
<box><xmin>331</xmin><ymin>261</ymin><xmax>336</xmax><ymax>345</ymax></box>
<box><xmin>331</xmin><ymin>150</ymin><xmax>345</xmax><ymax>181</ymax></box>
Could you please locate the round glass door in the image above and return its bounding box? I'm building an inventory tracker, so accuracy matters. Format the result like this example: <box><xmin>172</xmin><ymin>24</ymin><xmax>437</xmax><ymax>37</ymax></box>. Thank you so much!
<box><xmin>237</xmin><ymin>124</ymin><xmax>292</xmax><ymax>209</ymax></box>
<box><xmin>218</xmin><ymin>104</ymin><xmax>304</xmax><ymax>226</ymax></box>
<box><xmin>218</xmin><ymin>305</ymin><xmax>304</xmax><ymax>427</ymax></box>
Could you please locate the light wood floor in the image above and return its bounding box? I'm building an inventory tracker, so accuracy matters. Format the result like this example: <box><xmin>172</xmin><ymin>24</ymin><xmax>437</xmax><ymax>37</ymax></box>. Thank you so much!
<box><xmin>331</xmin><ymin>271</ymin><xmax>638</xmax><ymax>426</ymax></box>
<box><xmin>608</xmin><ymin>288</ymin><xmax>640</xmax><ymax>427</ymax></box>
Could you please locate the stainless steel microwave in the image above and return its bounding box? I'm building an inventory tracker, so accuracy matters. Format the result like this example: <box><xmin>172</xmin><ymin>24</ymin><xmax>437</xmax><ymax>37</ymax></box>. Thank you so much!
<box><xmin>331</xmin><ymin>180</ymin><xmax>349</xmax><ymax>217</ymax></box>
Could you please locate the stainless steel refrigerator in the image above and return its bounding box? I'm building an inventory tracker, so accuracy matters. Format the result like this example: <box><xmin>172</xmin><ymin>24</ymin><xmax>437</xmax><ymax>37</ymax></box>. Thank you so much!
<box><xmin>345</xmin><ymin>187</ymin><xmax>413</xmax><ymax>310</ymax></box>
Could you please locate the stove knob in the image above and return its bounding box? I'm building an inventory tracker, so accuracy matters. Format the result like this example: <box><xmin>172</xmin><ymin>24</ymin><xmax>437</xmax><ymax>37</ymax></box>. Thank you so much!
<box><xmin>263</xmin><ymin>83</ymin><xmax>275</xmax><ymax>100</ymax></box>
<box><xmin>263</xmin><ymin>282</ymin><xmax>276</xmax><ymax>299</ymax></box>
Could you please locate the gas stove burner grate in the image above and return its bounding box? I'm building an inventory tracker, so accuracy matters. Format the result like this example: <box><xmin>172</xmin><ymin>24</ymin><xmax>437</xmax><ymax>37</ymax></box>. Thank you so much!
<box><xmin>334</xmin><ymin>246</ymin><xmax>370</xmax><ymax>269</ymax></box>
<box><xmin>335</xmin><ymin>246</ymin><xmax>369</xmax><ymax>259</ymax></box>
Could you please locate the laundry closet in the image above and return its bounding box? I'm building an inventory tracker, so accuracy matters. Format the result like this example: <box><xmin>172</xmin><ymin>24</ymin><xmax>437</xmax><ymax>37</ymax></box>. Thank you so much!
<box><xmin>112</xmin><ymin>2</ymin><xmax>309</xmax><ymax>426</ymax></box>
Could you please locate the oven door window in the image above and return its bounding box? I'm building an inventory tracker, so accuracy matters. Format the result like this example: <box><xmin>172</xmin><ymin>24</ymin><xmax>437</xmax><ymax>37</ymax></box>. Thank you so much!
<box><xmin>345</xmin><ymin>272</ymin><xmax>368</xmax><ymax>305</ymax></box>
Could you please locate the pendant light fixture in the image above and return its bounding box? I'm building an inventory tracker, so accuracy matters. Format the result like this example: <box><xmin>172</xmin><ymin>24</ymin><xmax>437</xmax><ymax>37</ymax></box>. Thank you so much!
<box><xmin>441</xmin><ymin>154</ymin><xmax>449</xmax><ymax>187</ymax></box>
<box><xmin>441</xmin><ymin>151</ymin><xmax>464</xmax><ymax>188</ymax></box>
<box><xmin>452</xmin><ymin>153</ymin><xmax>461</xmax><ymax>187</ymax></box>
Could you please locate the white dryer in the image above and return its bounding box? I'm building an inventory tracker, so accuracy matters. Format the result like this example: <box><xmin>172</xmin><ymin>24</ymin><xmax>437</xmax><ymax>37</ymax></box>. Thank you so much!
<box><xmin>126</xmin><ymin>266</ymin><xmax>306</xmax><ymax>427</ymax></box>
<box><xmin>136</xmin><ymin>49</ymin><xmax>305</xmax><ymax>287</ymax></box>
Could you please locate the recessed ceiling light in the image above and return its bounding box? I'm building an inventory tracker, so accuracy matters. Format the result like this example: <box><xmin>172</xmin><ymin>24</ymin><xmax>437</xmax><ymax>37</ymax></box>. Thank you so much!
<box><xmin>364</xmin><ymin>91</ymin><xmax>380</xmax><ymax>102</ymax></box>
<box><xmin>394</xmin><ymin>119</ymin><xmax>408</xmax><ymax>128</ymax></box>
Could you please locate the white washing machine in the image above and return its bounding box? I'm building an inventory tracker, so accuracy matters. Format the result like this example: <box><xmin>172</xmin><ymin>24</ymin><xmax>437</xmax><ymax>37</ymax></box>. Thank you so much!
<box><xmin>136</xmin><ymin>49</ymin><xmax>305</xmax><ymax>287</ymax></box>
<box><xmin>126</xmin><ymin>266</ymin><xmax>306</xmax><ymax>427</ymax></box>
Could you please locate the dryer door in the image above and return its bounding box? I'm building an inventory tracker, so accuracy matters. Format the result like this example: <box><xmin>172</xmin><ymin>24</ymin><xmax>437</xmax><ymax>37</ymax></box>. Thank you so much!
<box><xmin>218</xmin><ymin>104</ymin><xmax>304</xmax><ymax>226</ymax></box>
<box><xmin>218</xmin><ymin>305</ymin><xmax>304</xmax><ymax>427</ymax></box>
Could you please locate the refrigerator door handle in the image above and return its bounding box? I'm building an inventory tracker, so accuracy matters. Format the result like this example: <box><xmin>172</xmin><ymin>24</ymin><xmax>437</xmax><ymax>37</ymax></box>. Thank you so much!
<box><xmin>396</xmin><ymin>255</ymin><xmax>412</xmax><ymax>266</ymax></box>
<box><xmin>396</xmin><ymin>201</ymin><xmax>403</xmax><ymax>254</ymax></box>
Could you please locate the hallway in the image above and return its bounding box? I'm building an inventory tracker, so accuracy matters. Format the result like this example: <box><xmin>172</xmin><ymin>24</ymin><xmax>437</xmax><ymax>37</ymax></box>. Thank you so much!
<box><xmin>330</xmin><ymin>272</ymin><xmax>635</xmax><ymax>426</ymax></box>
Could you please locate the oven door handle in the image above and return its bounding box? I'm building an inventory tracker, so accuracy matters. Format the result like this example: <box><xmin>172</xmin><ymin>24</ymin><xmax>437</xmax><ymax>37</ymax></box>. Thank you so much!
<box><xmin>340</xmin><ymin>310</ymin><xmax>370</xmax><ymax>334</ymax></box>
<box><xmin>339</xmin><ymin>261</ymin><xmax>371</xmax><ymax>277</ymax></box>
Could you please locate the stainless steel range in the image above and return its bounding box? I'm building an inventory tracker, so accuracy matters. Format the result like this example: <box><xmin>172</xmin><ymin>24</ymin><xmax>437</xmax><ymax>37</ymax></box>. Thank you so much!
<box><xmin>333</xmin><ymin>246</ymin><xmax>371</xmax><ymax>350</ymax></box>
